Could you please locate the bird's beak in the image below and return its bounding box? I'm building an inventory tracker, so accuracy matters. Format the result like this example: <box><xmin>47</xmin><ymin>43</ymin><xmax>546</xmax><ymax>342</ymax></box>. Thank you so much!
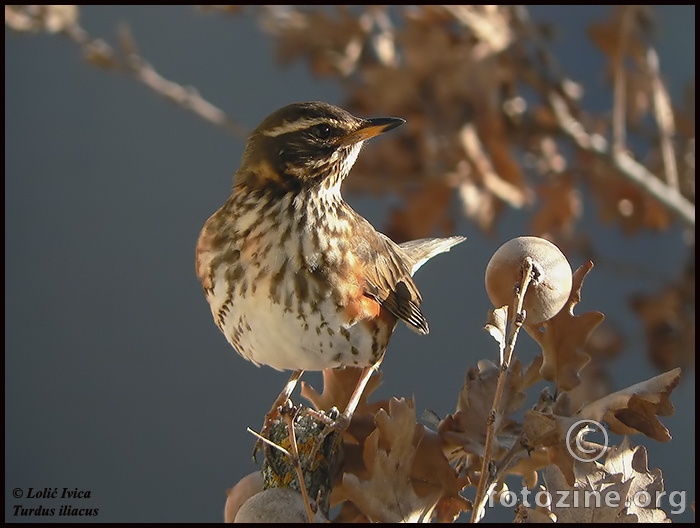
<box><xmin>340</xmin><ymin>116</ymin><xmax>405</xmax><ymax>146</ymax></box>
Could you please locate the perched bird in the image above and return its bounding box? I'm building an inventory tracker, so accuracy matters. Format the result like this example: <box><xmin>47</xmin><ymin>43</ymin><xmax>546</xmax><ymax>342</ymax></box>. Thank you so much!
<box><xmin>196</xmin><ymin>101</ymin><xmax>464</xmax><ymax>424</ymax></box>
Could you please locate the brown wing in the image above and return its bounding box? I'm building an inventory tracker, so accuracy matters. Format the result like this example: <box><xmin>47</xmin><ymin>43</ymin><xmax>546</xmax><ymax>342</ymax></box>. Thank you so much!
<box><xmin>355</xmin><ymin>228</ymin><xmax>430</xmax><ymax>335</ymax></box>
<box><xmin>352</xmin><ymin>218</ymin><xmax>465</xmax><ymax>335</ymax></box>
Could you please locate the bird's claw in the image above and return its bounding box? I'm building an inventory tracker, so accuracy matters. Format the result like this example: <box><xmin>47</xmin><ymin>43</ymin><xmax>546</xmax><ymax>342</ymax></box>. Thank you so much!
<box><xmin>252</xmin><ymin>399</ymin><xmax>299</xmax><ymax>461</ymax></box>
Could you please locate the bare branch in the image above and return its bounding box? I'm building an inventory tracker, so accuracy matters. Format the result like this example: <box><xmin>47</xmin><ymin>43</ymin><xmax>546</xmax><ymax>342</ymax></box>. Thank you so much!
<box><xmin>471</xmin><ymin>257</ymin><xmax>534</xmax><ymax>523</ymax></box>
<box><xmin>51</xmin><ymin>11</ymin><xmax>249</xmax><ymax>139</ymax></box>
<box><xmin>549</xmin><ymin>92</ymin><xmax>695</xmax><ymax>228</ymax></box>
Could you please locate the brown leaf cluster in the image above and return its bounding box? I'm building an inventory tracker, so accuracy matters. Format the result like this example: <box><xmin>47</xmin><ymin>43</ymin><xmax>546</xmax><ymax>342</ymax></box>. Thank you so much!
<box><xmin>523</xmin><ymin>367</ymin><xmax>681</xmax><ymax>487</ymax></box>
<box><xmin>260</xmin><ymin>6</ymin><xmax>371</xmax><ymax>78</ymax></box>
<box><xmin>530</xmin><ymin>174</ymin><xmax>582</xmax><ymax>239</ymax></box>
<box><xmin>630</xmin><ymin>258</ymin><xmax>696</xmax><ymax>370</ymax></box>
<box><xmin>525</xmin><ymin>260</ymin><xmax>604</xmax><ymax>392</ymax></box>
<box><xmin>440</xmin><ymin>359</ymin><xmax>526</xmax><ymax>462</ymax></box>
<box><xmin>5</xmin><ymin>5</ymin><xmax>78</xmax><ymax>33</ymax></box>
<box><xmin>272</xmin><ymin>354</ymin><xmax>681</xmax><ymax>521</ymax></box>
<box><xmin>250</xmin><ymin>5</ymin><xmax>693</xmax><ymax>242</ymax></box>
<box><xmin>338</xmin><ymin>397</ymin><xmax>469</xmax><ymax>523</ymax></box>
<box><xmin>302</xmin><ymin>370</ymin><xmax>470</xmax><ymax>523</ymax></box>
<box><xmin>518</xmin><ymin>437</ymin><xmax>671</xmax><ymax>523</ymax></box>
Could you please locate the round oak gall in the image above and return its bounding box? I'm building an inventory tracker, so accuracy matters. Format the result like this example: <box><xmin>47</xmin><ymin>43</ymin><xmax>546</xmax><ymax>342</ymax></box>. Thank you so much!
<box><xmin>485</xmin><ymin>236</ymin><xmax>572</xmax><ymax>325</ymax></box>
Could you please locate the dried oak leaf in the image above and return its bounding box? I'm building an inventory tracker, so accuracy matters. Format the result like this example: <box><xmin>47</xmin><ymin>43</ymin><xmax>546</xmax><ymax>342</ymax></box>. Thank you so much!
<box><xmin>458</xmin><ymin>175</ymin><xmax>501</xmax><ymax>234</ymax></box>
<box><xmin>526</xmin><ymin>390</ymin><xmax>588</xmax><ymax>485</ymax></box>
<box><xmin>410</xmin><ymin>422</ymin><xmax>471</xmax><ymax>522</ymax></box>
<box><xmin>533</xmin><ymin>367</ymin><xmax>680</xmax><ymax>443</ymax></box>
<box><xmin>631</xmin><ymin>280</ymin><xmax>695</xmax><ymax>371</ymax></box>
<box><xmin>261</xmin><ymin>6</ymin><xmax>369</xmax><ymax>77</ymax></box>
<box><xmin>442</xmin><ymin>5</ymin><xmax>513</xmax><ymax>57</ymax></box>
<box><xmin>521</xmin><ymin>354</ymin><xmax>545</xmax><ymax>390</ymax></box>
<box><xmin>478</xmin><ymin>114</ymin><xmax>529</xmax><ymax>204</ymax></box>
<box><xmin>586</xmin><ymin>6</ymin><xmax>650</xmax><ymax>62</ymax></box>
<box><xmin>507</xmin><ymin>446</ymin><xmax>552</xmax><ymax>490</ymax></box>
<box><xmin>522</xmin><ymin>391</ymin><xmax>589</xmax><ymax>486</ymax></box>
<box><xmin>352</xmin><ymin>63</ymin><xmax>423</xmax><ymax>118</ymax></box>
<box><xmin>576</xmin><ymin>367</ymin><xmax>681</xmax><ymax>441</ymax></box>
<box><xmin>484</xmin><ymin>305</ymin><xmax>509</xmax><ymax>362</ymax></box>
<box><xmin>440</xmin><ymin>359</ymin><xmax>526</xmax><ymax>462</ymax></box>
<box><xmin>566</xmin><ymin>360</ymin><xmax>615</xmax><ymax>417</ymax></box>
<box><xmin>526</xmin><ymin>437</ymin><xmax>671</xmax><ymax>523</ymax></box>
<box><xmin>5</xmin><ymin>5</ymin><xmax>78</xmax><ymax>33</ymax></box>
<box><xmin>537</xmin><ymin>462</ymin><xmax>637</xmax><ymax>523</ymax></box>
<box><xmin>523</xmin><ymin>367</ymin><xmax>680</xmax><ymax>485</ymax></box>
<box><xmin>461</xmin><ymin>122</ymin><xmax>529</xmax><ymax>210</ymax></box>
<box><xmin>601</xmin><ymin>437</ymin><xmax>670</xmax><ymax>523</ymax></box>
<box><xmin>399</xmin><ymin>9</ymin><xmax>460</xmax><ymax>83</ymax></box>
<box><xmin>339</xmin><ymin>397</ymin><xmax>469</xmax><ymax>523</ymax></box>
<box><xmin>514</xmin><ymin>501</ymin><xmax>557</xmax><ymax>523</ymax></box>
<box><xmin>530</xmin><ymin>176</ymin><xmax>582</xmax><ymax>238</ymax></box>
<box><xmin>525</xmin><ymin>260</ymin><xmax>604</xmax><ymax>392</ymax></box>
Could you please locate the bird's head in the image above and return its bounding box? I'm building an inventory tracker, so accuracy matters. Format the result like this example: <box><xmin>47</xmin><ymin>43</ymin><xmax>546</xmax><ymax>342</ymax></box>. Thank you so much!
<box><xmin>236</xmin><ymin>101</ymin><xmax>404</xmax><ymax>193</ymax></box>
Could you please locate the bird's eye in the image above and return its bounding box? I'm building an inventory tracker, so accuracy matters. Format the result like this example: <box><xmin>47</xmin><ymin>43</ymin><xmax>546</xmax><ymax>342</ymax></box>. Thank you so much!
<box><xmin>311</xmin><ymin>124</ymin><xmax>332</xmax><ymax>140</ymax></box>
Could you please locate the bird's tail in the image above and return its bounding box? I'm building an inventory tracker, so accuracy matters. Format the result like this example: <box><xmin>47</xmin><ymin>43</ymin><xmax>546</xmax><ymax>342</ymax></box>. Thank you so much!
<box><xmin>399</xmin><ymin>236</ymin><xmax>466</xmax><ymax>275</ymax></box>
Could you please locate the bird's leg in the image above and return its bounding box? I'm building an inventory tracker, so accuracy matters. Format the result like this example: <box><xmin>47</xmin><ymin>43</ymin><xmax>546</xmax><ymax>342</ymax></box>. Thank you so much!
<box><xmin>253</xmin><ymin>369</ymin><xmax>304</xmax><ymax>458</ymax></box>
<box><xmin>268</xmin><ymin>369</ymin><xmax>305</xmax><ymax>422</ymax></box>
<box><xmin>340</xmin><ymin>359</ymin><xmax>382</xmax><ymax>425</ymax></box>
<box><xmin>313</xmin><ymin>357</ymin><xmax>384</xmax><ymax>449</ymax></box>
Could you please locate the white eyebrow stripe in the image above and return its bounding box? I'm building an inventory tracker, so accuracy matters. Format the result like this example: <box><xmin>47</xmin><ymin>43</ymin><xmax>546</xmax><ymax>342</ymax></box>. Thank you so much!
<box><xmin>261</xmin><ymin>118</ymin><xmax>344</xmax><ymax>137</ymax></box>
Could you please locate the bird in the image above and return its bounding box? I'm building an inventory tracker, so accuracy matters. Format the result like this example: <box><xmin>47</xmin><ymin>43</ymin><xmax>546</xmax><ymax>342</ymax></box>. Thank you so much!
<box><xmin>196</xmin><ymin>101</ymin><xmax>465</xmax><ymax>430</ymax></box>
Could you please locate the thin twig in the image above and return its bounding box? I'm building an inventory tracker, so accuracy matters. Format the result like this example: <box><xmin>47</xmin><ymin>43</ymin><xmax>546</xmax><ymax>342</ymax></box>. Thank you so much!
<box><xmin>611</xmin><ymin>7</ymin><xmax>633</xmax><ymax>153</ymax></box>
<box><xmin>246</xmin><ymin>427</ymin><xmax>292</xmax><ymax>456</ymax></box>
<box><xmin>471</xmin><ymin>257</ymin><xmax>534</xmax><ymax>523</ymax></box>
<box><xmin>647</xmin><ymin>48</ymin><xmax>680</xmax><ymax>191</ymax></box>
<box><xmin>281</xmin><ymin>407</ymin><xmax>317</xmax><ymax>523</ymax></box>
<box><xmin>246</xmin><ymin>413</ymin><xmax>317</xmax><ymax>523</ymax></box>
<box><xmin>58</xmin><ymin>16</ymin><xmax>248</xmax><ymax>139</ymax></box>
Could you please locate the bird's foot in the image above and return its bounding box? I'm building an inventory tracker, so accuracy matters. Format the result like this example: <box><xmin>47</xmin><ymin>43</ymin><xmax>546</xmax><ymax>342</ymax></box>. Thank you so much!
<box><xmin>252</xmin><ymin>398</ymin><xmax>295</xmax><ymax>461</ymax></box>
<box><xmin>303</xmin><ymin>406</ymin><xmax>349</xmax><ymax>463</ymax></box>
